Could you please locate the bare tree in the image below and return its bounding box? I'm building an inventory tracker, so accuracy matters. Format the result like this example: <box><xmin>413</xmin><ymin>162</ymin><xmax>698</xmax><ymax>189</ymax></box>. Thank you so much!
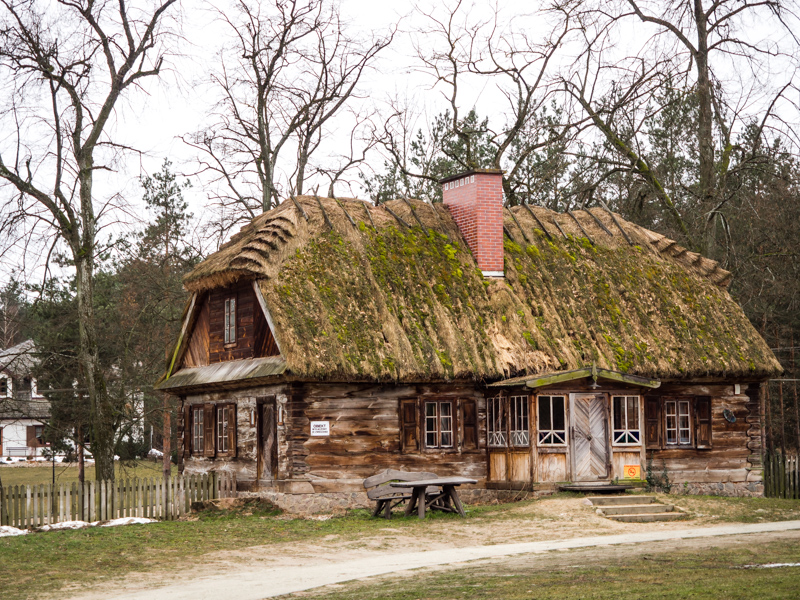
<box><xmin>188</xmin><ymin>0</ymin><xmax>391</xmax><ymax>237</ymax></box>
<box><xmin>558</xmin><ymin>0</ymin><xmax>800</xmax><ymax>255</ymax></box>
<box><xmin>375</xmin><ymin>0</ymin><xmax>575</xmax><ymax>204</ymax></box>
<box><xmin>0</xmin><ymin>0</ymin><xmax>179</xmax><ymax>481</ymax></box>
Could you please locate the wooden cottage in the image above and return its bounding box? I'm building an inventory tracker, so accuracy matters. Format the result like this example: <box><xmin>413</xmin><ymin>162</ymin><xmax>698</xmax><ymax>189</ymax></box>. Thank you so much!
<box><xmin>155</xmin><ymin>170</ymin><xmax>782</xmax><ymax>511</ymax></box>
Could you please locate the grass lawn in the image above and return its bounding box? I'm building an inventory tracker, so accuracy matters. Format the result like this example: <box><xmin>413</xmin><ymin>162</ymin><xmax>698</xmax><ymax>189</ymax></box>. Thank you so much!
<box><xmin>310</xmin><ymin>538</ymin><xmax>800</xmax><ymax>600</ymax></box>
<box><xmin>1</xmin><ymin>493</ymin><xmax>799</xmax><ymax>600</ymax></box>
<box><xmin>0</xmin><ymin>460</ymin><xmax>177</xmax><ymax>487</ymax></box>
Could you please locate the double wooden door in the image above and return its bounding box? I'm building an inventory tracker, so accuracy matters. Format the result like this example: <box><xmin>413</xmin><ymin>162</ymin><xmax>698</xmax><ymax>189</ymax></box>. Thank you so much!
<box><xmin>570</xmin><ymin>393</ymin><xmax>610</xmax><ymax>481</ymax></box>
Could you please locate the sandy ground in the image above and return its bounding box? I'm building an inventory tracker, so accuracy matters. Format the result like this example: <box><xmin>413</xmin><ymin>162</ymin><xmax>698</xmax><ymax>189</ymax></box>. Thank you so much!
<box><xmin>58</xmin><ymin>496</ymin><xmax>800</xmax><ymax>600</ymax></box>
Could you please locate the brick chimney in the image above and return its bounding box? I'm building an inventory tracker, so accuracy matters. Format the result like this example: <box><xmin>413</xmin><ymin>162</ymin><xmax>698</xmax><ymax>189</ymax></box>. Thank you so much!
<box><xmin>441</xmin><ymin>169</ymin><xmax>505</xmax><ymax>277</ymax></box>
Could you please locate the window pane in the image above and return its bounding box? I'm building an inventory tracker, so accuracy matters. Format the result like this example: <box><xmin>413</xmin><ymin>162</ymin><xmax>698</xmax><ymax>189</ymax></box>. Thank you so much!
<box><xmin>552</xmin><ymin>397</ymin><xmax>565</xmax><ymax>431</ymax></box>
<box><xmin>440</xmin><ymin>402</ymin><xmax>453</xmax><ymax>447</ymax></box>
<box><xmin>538</xmin><ymin>397</ymin><xmax>552</xmax><ymax>431</ymax></box>
<box><xmin>627</xmin><ymin>397</ymin><xmax>639</xmax><ymax>430</ymax></box>
<box><xmin>425</xmin><ymin>402</ymin><xmax>437</xmax><ymax>447</ymax></box>
<box><xmin>613</xmin><ymin>397</ymin><xmax>623</xmax><ymax>430</ymax></box>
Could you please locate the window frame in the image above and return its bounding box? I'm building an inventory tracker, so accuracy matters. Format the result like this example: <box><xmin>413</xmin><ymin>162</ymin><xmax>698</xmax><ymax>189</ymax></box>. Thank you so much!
<box><xmin>0</xmin><ymin>375</ymin><xmax>10</xmax><ymax>398</ymax></box>
<box><xmin>611</xmin><ymin>395</ymin><xmax>642</xmax><ymax>446</ymax></box>
<box><xmin>191</xmin><ymin>406</ymin><xmax>204</xmax><ymax>456</ymax></box>
<box><xmin>487</xmin><ymin>395</ymin><xmax>507</xmax><ymax>448</ymax></box>
<box><xmin>224</xmin><ymin>296</ymin><xmax>237</xmax><ymax>345</ymax></box>
<box><xmin>423</xmin><ymin>400</ymin><xmax>455</xmax><ymax>450</ymax></box>
<box><xmin>216</xmin><ymin>404</ymin><xmax>231</xmax><ymax>455</ymax></box>
<box><xmin>665</xmin><ymin>399</ymin><xmax>692</xmax><ymax>447</ymax></box>
<box><xmin>537</xmin><ymin>394</ymin><xmax>567</xmax><ymax>446</ymax></box>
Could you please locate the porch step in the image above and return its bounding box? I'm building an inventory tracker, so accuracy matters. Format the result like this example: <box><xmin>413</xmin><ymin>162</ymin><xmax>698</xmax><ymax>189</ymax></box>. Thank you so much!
<box><xmin>605</xmin><ymin>512</ymin><xmax>686</xmax><ymax>523</ymax></box>
<box><xmin>588</xmin><ymin>495</ymin><xmax>656</xmax><ymax>506</ymax></box>
<box><xmin>598</xmin><ymin>503</ymin><xmax>673</xmax><ymax>516</ymax></box>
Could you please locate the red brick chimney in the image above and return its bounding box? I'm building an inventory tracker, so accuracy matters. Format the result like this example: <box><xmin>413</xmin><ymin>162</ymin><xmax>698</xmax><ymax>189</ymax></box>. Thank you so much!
<box><xmin>441</xmin><ymin>169</ymin><xmax>505</xmax><ymax>277</ymax></box>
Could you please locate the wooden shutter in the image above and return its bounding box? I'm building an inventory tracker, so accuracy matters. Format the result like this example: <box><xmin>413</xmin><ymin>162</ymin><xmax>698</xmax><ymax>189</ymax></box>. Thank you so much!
<box><xmin>183</xmin><ymin>403</ymin><xmax>191</xmax><ymax>458</ymax></box>
<box><xmin>462</xmin><ymin>399</ymin><xmax>478</xmax><ymax>450</ymax></box>
<box><xmin>695</xmin><ymin>396</ymin><xmax>712</xmax><ymax>449</ymax></box>
<box><xmin>203</xmin><ymin>403</ymin><xmax>215</xmax><ymax>457</ymax></box>
<box><xmin>400</xmin><ymin>399</ymin><xmax>419</xmax><ymax>453</ymax></box>
<box><xmin>26</xmin><ymin>425</ymin><xmax>36</xmax><ymax>447</ymax></box>
<box><xmin>644</xmin><ymin>396</ymin><xmax>662</xmax><ymax>449</ymax></box>
<box><xmin>227</xmin><ymin>403</ymin><xmax>238</xmax><ymax>457</ymax></box>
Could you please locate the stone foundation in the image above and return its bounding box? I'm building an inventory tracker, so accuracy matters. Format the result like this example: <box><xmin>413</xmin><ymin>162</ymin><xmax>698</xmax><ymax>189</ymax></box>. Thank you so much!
<box><xmin>239</xmin><ymin>488</ymin><xmax>538</xmax><ymax>515</ymax></box>
<box><xmin>674</xmin><ymin>481</ymin><xmax>764</xmax><ymax>497</ymax></box>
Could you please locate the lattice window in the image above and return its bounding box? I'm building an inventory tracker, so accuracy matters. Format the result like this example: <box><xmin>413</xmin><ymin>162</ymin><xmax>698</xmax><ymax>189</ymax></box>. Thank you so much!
<box><xmin>192</xmin><ymin>406</ymin><xmax>204</xmax><ymax>454</ymax></box>
<box><xmin>537</xmin><ymin>395</ymin><xmax>566</xmax><ymax>445</ymax></box>
<box><xmin>612</xmin><ymin>395</ymin><xmax>641</xmax><ymax>445</ymax></box>
<box><xmin>665</xmin><ymin>400</ymin><xmax>691</xmax><ymax>445</ymax></box>
<box><xmin>509</xmin><ymin>395</ymin><xmax>530</xmax><ymax>447</ymax></box>
<box><xmin>487</xmin><ymin>395</ymin><xmax>507</xmax><ymax>447</ymax></box>
<box><xmin>217</xmin><ymin>405</ymin><xmax>230</xmax><ymax>453</ymax></box>
<box><xmin>424</xmin><ymin>401</ymin><xmax>454</xmax><ymax>449</ymax></box>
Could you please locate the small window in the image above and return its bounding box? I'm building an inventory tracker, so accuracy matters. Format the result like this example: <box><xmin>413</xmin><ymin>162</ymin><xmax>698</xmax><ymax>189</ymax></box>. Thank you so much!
<box><xmin>224</xmin><ymin>297</ymin><xmax>236</xmax><ymax>344</ymax></box>
<box><xmin>0</xmin><ymin>376</ymin><xmax>7</xmax><ymax>397</ymax></box>
<box><xmin>665</xmin><ymin>400</ymin><xmax>691</xmax><ymax>445</ymax></box>
<box><xmin>424</xmin><ymin>401</ymin><xmax>454</xmax><ymax>449</ymax></box>
<box><xmin>217</xmin><ymin>405</ymin><xmax>230</xmax><ymax>453</ymax></box>
<box><xmin>538</xmin><ymin>395</ymin><xmax>566</xmax><ymax>445</ymax></box>
<box><xmin>35</xmin><ymin>425</ymin><xmax>44</xmax><ymax>443</ymax></box>
<box><xmin>192</xmin><ymin>406</ymin><xmax>204</xmax><ymax>455</ymax></box>
<box><xmin>612</xmin><ymin>396</ymin><xmax>641</xmax><ymax>445</ymax></box>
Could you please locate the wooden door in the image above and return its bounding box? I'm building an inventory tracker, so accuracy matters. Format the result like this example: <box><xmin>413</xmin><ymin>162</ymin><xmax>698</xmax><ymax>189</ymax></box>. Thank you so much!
<box><xmin>257</xmin><ymin>397</ymin><xmax>277</xmax><ymax>481</ymax></box>
<box><xmin>570</xmin><ymin>394</ymin><xmax>610</xmax><ymax>482</ymax></box>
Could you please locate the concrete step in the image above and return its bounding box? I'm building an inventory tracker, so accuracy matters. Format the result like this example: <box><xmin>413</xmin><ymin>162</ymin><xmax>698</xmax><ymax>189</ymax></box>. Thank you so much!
<box><xmin>598</xmin><ymin>503</ymin><xmax>674</xmax><ymax>516</ymax></box>
<box><xmin>606</xmin><ymin>512</ymin><xmax>686</xmax><ymax>523</ymax></box>
<box><xmin>588</xmin><ymin>495</ymin><xmax>655</xmax><ymax>506</ymax></box>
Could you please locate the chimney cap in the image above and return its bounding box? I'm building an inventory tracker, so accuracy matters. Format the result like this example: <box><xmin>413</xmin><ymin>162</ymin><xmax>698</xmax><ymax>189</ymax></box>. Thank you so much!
<box><xmin>439</xmin><ymin>168</ymin><xmax>504</xmax><ymax>185</ymax></box>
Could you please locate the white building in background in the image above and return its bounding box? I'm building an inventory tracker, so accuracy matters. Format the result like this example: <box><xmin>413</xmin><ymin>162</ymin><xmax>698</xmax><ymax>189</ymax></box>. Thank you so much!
<box><xmin>0</xmin><ymin>340</ymin><xmax>50</xmax><ymax>459</ymax></box>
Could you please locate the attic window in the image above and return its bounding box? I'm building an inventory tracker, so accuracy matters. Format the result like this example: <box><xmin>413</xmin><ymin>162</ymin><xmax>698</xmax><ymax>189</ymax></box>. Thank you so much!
<box><xmin>0</xmin><ymin>376</ymin><xmax>7</xmax><ymax>397</ymax></box>
<box><xmin>224</xmin><ymin>297</ymin><xmax>237</xmax><ymax>344</ymax></box>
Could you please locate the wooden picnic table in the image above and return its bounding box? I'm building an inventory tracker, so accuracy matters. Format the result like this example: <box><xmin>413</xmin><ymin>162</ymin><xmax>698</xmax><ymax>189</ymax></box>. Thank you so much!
<box><xmin>390</xmin><ymin>476</ymin><xmax>477</xmax><ymax>519</ymax></box>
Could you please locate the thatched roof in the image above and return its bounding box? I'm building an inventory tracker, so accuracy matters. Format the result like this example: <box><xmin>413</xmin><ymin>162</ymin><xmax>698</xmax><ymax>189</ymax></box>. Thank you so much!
<box><xmin>178</xmin><ymin>195</ymin><xmax>781</xmax><ymax>383</ymax></box>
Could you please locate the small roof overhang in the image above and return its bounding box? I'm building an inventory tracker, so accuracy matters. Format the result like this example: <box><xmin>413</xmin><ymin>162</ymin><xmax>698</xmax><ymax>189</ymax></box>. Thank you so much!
<box><xmin>155</xmin><ymin>356</ymin><xmax>286</xmax><ymax>391</ymax></box>
<box><xmin>488</xmin><ymin>364</ymin><xmax>661</xmax><ymax>390</ymax></box>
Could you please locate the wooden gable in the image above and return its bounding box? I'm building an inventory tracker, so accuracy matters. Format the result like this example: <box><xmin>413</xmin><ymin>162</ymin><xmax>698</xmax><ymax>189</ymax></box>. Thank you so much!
<box><xmin>180</xmin><ymin>280</ymin><xmax>279</xmax><ymax>369</ymax></box>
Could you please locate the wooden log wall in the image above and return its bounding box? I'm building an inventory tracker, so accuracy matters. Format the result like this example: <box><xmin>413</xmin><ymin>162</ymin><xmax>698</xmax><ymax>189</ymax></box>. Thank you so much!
<box><xmin>285</xmin><ymin>382</ymin><xmax>487</xmax><ymax>493</ymax></box>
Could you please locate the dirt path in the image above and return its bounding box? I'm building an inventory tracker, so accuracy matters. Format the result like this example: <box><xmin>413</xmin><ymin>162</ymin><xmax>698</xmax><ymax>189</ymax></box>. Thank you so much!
<box><xmin>61</xmin><ymin>505</ymin><xmax>800</xmax><ymax>600</ymax></box>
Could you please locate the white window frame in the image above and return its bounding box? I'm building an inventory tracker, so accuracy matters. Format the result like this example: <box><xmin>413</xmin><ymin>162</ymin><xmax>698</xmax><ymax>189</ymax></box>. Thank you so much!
<box><xmin>224</xmin><ymin>297</ymin><xmax>237</xmax><ymax>344</ymax></box>
<box><xmin>0</xmin><ymin>375</ymin><xmax>10</xmax><ymax>398</ymax></box>
<box><xmin>537</xmin><ymin>395</ymin><xmax>567</xmax><ymax>446</ymax></box>
<box><xmin>509</xmin><ymin>395</ymin><xmax>530</xmax><ymax>447</ymax></box>
<box><xmin>217</xmin><ymin>406</ymin><xmax>230</xmax><ymax>454</ymax></box>
<box><xmin>487</xmin><ymin>396</ymin><xmax>506</xmax><ymax>447</ymax></box>
<box><xmin>424</xmin><ymin>401</ymin><xmax>454</xmax><ymax>449</ymax></box>
<box><xmin>192</xmin><ymin>406</ymin><xmax>204</xmax><ymax>455</ymax></box>
<box><xmin>665</xmin><ymin>400</ymin><xmax>692</xmax><ymax>446</ymax></box>
<box><xmin>612</xmin><ymin>395</ymin><xmax>641</xmax><ymax>446</ymax></box>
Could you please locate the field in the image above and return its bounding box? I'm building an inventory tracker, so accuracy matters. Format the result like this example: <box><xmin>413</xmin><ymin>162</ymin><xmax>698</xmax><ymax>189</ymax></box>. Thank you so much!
<box><xmin>0</xmin><ymin>460</ymin><xmax>177</xmax><ymax>487</ymax></box>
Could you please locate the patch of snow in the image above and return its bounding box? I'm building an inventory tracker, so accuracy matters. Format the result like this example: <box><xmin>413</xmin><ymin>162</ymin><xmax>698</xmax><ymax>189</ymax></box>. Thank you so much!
<box><xmin>99</xmin><ymin>517</ymin><xmax>156</xmax><ymax>527</ymax></box>
<box><xmin>39</xmin><ymin>521</ymin><xmax>92</xmax><ymax>531</ymax></box>
<box><xmin>147</xmin><ymin>448</ymin><xmax>164</xmax><ymax>458</ymax></box>
<box><xmin>306</xmin><ymin>515</ymin><xmax>333</xmax><ymax>521</ymax></box>
<box><xmin>0</xmin><ymin>526</ymin><xmax>28</xmax><ymax>537</ymax></box>
<box><xmin>744</xmin><ymin>563</ymin><xmax>800</xmax><ymax>569</ymax></box>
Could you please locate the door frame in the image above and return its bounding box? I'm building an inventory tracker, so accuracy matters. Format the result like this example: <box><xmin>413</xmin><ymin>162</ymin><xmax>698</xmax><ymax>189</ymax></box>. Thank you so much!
<box><xmin>256</xmin><ymin>396</ymin><xmax>277</xmax><ymax>482</ymax></box>
<box><xmin>569</xmin><ymin>392</ymin><xmax>611</xmax><ymax>482</ymax></box>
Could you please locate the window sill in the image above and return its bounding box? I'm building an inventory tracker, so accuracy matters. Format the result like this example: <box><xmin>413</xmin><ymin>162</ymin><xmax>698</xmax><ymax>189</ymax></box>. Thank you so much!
<box><xmin>224</xmin><ymin>342</ymin><xmax>237</xmax><ymax>350</ymax></box>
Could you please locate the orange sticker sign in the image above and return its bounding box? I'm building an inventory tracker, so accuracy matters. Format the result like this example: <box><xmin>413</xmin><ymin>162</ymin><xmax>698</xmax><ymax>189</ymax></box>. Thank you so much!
<box><xmin>624</xmin><ymin>465</ymin><xmax>641</xmax><ymax>479</ymax></box>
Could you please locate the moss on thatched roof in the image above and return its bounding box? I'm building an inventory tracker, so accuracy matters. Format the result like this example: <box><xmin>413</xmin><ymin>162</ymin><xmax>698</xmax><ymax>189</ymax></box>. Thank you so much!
<box><xmin>181</xmin><ymin>195</ymin><xmax>781</xmax><ymax>382</ymax></box>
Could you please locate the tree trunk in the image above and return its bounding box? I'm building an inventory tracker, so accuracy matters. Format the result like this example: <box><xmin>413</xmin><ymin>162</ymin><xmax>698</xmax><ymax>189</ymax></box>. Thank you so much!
<box><xmin>693</xmin><ymin>0</ymin><xmax>716</xmax><ymax>257</ymax></box>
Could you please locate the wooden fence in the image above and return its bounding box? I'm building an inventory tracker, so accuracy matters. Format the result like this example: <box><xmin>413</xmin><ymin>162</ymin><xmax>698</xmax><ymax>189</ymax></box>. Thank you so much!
<box><xmin>0</xmin><ymin>472</ymin><xmax>237</xmax><ymax>529</ymax></box>
<box><xmin>763</xmin><ymin>452</ymin><xmax>799</xmax><ymax>499</ymax></box>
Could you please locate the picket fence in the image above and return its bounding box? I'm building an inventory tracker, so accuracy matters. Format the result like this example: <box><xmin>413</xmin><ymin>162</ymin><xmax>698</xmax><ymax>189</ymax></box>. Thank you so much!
<box><xmin>763</xmin><ymin>452</ymin><xmax>800</xmax><ymax>499</ymax></box>
<box><xmin>0</xmin><ymin>472</ymin><xmax>237</xmax><ymax>529</ymax></box>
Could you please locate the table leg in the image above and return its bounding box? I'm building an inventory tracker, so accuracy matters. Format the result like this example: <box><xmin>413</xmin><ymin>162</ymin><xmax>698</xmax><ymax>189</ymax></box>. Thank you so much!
<box><xmin>418</xmin><ymin>489</ymin><xmax>426</xmax><ymax>519</ymax></box>
<box><xmin>447</xmin><ymin>486</ymin><xmax>466</xmax><ymax>517</ymax></box>
<box><xmin>404</xmin><ymin>488</ymin><xmax>418</xmax><ymax>517</ymax></box>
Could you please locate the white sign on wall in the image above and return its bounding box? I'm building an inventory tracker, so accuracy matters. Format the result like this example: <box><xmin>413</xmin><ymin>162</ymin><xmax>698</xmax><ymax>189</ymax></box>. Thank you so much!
<box><xmin>310</xmin><ymin>421</ymin><xmax>330</xmax><ymax>436</ymax></box>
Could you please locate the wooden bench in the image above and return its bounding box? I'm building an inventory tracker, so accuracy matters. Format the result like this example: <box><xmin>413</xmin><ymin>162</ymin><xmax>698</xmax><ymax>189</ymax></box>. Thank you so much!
<box><xmin>363</xmin><ymin>469</ymin><xmax>438</xmax><ymax>519</ymax></box>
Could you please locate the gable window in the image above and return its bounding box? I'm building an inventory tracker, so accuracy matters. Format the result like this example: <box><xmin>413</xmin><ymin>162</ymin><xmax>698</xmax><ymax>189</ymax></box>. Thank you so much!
<box><xmin>665</xmin><ymin>400</ymin><xmax>691</xmax><ymax>445</ymax></box>
<box><xmin>192</xmin><ymin>406</ymin><xmax>204</xmax><ymax>455</ymax></box>
<box><xmin>424</xmin><ymin>401</ymin><xmax>453</xmax><ymax>449</ymax></box>
<box><xmin>224</xmin><ymin>297</ymin><xmax>237</xmax><ymax>344</ymax></box>
<box><xmin>537</xmin><ymin>395</ymin><xmax>566</xmax><ymax>445</ymax></box>
<box><xmin>612</xmin><ymin>396</ymin><xmax>641</xmax><ymax>445</ymax></box>
<box><xmin>0</xmin><ymin>375</ymin><xmax>9</xmax><ymax>397</ymax></box>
